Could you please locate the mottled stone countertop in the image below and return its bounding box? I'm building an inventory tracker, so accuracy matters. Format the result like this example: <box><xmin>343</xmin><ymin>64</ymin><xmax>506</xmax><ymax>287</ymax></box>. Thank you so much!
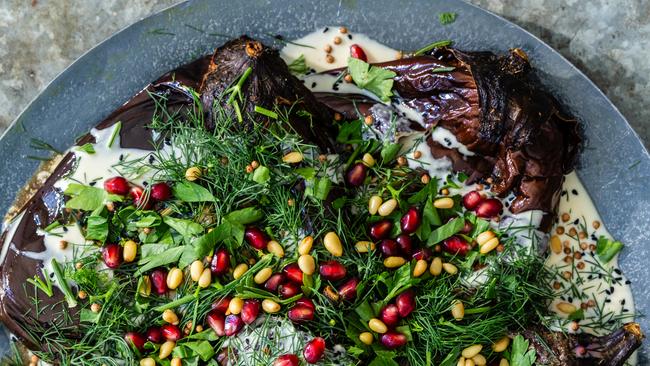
<box><xmin>1</xmin><ymin>0</ymin><xmax>649</xmax><ymax>147</ymax></box>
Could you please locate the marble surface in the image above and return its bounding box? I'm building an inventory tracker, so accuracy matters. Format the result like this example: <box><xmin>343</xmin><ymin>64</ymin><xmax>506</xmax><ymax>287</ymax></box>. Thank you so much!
<box><xmin>1</xmin><ymin>0</ymin><xmax>649</xmax><ymax>147</ymax></box>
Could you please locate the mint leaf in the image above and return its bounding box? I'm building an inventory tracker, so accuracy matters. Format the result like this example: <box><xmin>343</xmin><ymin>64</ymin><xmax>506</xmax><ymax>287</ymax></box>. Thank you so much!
<box><xmin>85</xmin><ymin>215</ymin><xmax>108</xmax><ymax>242</ymax></box>
<box><xmin>596</xmin><ymin>236</ymin><xmax>624</xmax><ymax>263</ymax></box>
<box><xmin>163</xmin><ymin>216</ymin><xmax>204</xmax><ymax>239</ymax></box>
<box><xmin>427</xmin><ymin>216</ymin><xmax>464</xmax><ymax>245</ymax></box>
<box><xmin>224</xmin><ymin>207</ymin><xmax>263</xmax><ymax>225</ymax></box>
<box><xmin>136</xmin><ymin>245</ymin><xmax>185</xmax><ymax>275</ymax></box>
<box><xmin>172</xmin><ymin>181</ymin><xmax>214</xmax><ymax>202</ymax></box>
<box><xmin>510</xmin><ymin>334</ymin><xmax>536</xmax><ymax>366</ymax></box>
<box><xmin>65</xmin><ymin>184</ymin><xmax>121</xmax><ymax>211</ymax></box>
<box><xmin>348</xmin><ymin>57</ymin><xmax>396</xmax><ymax>102</ymax></box>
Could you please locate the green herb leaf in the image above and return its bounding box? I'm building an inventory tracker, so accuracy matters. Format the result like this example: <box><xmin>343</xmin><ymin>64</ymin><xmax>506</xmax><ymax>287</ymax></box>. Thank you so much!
<box><xmin>369</xmin><ymin>350</ymin><xmax>399</xmax><ymax>366</ymax></box>
<box><xmin>306</xmin><ymin>177</ymin><xmax>332</xmax><ymax>201</ymax></box>
<box><xmin>252</xmin><ymin>165</ymin><xmax>270</xmax><ymax>184</ymax></box>
<box><xmin>568</xmin><ymin>308</ymin><xmax>585</xmax><ymax>321</ymax></box>
<box><xmin>337</xmin><ymin>119</ymin><xmax>363</xmax><ymax>144</ymax></box>
<box><xmin>380</xmin><ymin>143</ymin><xmax>401</xmax><ymax>163</ymax></box>
<box><xmin>439</xmin><ymin>12</ymin><xmax>457</xmax><ymax>25</ymax></box>
<box><xmin>76</xmin><ymin>143</ymin><xmax>96</xmax><ymax>154</ymax></box>
<box><xmin>107</xmin><ymin>121</ymin><xmax>122</xmax><ymax>148</ymax></box>
<box><xmin>347</xmin><ymin>57</ymin><xmax>397</xmax><ymax>102</ymax></box>
<box><xmin>85</xmin><ymin>215</ymin><xmax>109</xmax><ymax>242</ymax></box>
<box><xmin>414</xmin><ymin>39</ymin><xmax>453</xmax><ymax>56</ymax></box>
<box><xmin>51</xmin><ymin>259</ymin><xmax>78</xmax><ymax>308</ymax></box>
<box><xmin>254</xmin><ymin>105</ymin><xmax>278</xmax><ymax>119</ymax></box>
<box><xmin>136</xmin><ymin>245</ymin><xmax>185</xmax><ymax>275</ymax></box>
<box><xmin>596</xmin><ymin>236</ymin><xmax>624</xmax><ymax>263</ymax></box>
<box><xmin>510</xmin><ymin>334</ymin><xmax>536</xmax><ymax>366</ymax></box>
<box><xmin>193</xmin><ymin>222</ymin><xmax>231</xmax><ymax>258</ymax></box>
<box><xmin>225</xmin><ymin>207</ymin><xmax>263</xmax><ymax>225</ymax></box>
<box><xmin>65</xmin><ymin>184</ymin><xmax>121</xmax><ymax>211</ymax></box>
<box><xmin>427</xmin><ymin>216</ymin><xmax>464</xmax><ymax>245</ymax></box>
<box><xmin>287</xmin><ymin>54</ymin><xmax>310</xmax><ymax>76</ymax></box>
<box><xmin>172</xmin><ymin>181</ymin><xmax>215</xmax><ymax>202</ymax></box>
<box><xmin>163</xmin><ymin>216</ymin><xmax>204</xmax><ymax>239</ymax></box>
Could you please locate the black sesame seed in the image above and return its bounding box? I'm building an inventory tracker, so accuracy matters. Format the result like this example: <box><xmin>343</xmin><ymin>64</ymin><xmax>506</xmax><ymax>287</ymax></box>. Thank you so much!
<box><xmin>572</xmin><ymin>189</ymin><xmax>578</xmax><ymax>195</ymax></box>
<box><xmin>573</xmin><ymin>219</ymin><xmax>579</xmax><ymax>225</ymax></box>
<box><xmin>347</xmin><ymin>34</ymin><xmax>353</xmax><ymax>40</ymax></box>
<box><xmin>149</xmin><ymin>155</ymin><xmax>155</xmax><ymax>164</ymax></box>
<box><xmin>143</xmin><ymin>181</ymin><xmax>148</xmax><ymax>187</ymax></box>
<box><xmin>89</xmin><ymin>181</ymin><xmax>96</xmax><ymax>186</ymax></box>
<box><xmin>311</xmin><ymin>82</ymin><xmax>317</xmax><ymax>88</ymax></box>
<box><xmin>119</xmin><ymin>154</ymin><xmax>124</xmax><ymax>161</ymax></box>
<box><xmin>323</xmin><ymin>27</ymin><xmax>329</xmax><ymax>33</ymax></box>
<box><xmin>332</xmin><ymin>84</ymin><xmax>339</xmax><ymax>91</ymax></box>
<box><xmin>621</xmin><ymin>299</ymin><xmax>626</xmax><ymax>305</ymax></box>
<box><xmin>568</xmin><ymin>297</ymin><xmax>573</xmax><ymax>303</ymax></box>
<box><xmin>614</xmin><ymin>268</ymin><xmax>622</xmax><ymax>275</ymax></box>
<box><xmin>561</xmin><ymin>190</ymin><xmax>567</xmax><ymax>196</ymax></box>
<box><xmin>605</xmin><ymin>299</ymin><xmax>611</xmax><ymax>303</ymax></box>
<box><xmin>625</xmin><ymin>280</ymin><xmax>632</xmax><ymax>284</ymax></box>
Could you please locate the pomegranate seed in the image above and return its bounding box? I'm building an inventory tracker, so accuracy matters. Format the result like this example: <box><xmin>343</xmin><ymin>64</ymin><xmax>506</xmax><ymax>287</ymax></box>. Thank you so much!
<box><xmin>129</xmin><ymin>186</ymin><xmax>152</xmax><ymax>209</ymax></box>
<box><xmin>241</xmin><ymin>299</ymin><xmax>260</xmax><ymax>325</ymax></box>
<box><xmin>224</xmin><ymin>314</ymin><xmax>243</xmax><ymax>336</ymax></box>
<box><xmin>380</xmin><ymin>304</ymin><xmax>401</xmax><ymax>327</ymax></box>
<box><xmin>104</xmin><ymin>176</ymin><xmax>129</xmax><ymax>195</ymax></box>
<box><xmin>395</xmin><ymin>234</ymin><xmax>413</xmax><ymax>256</ymax></box>
<box><xmin>442</xmin><ymin>235</ymin><xmax>471</xmax><ymax>256</ymax></box>
<box><xmin>146</xmin><ymin>326</ymin><xmax>163</xmax><ymax>343</ymax></box>
<box><xmin>346</xmin><ymin>162</ymin><xmax>367</xmax><ymax>187</ymax></box>
<box><xmin>244</xmin><ymin>226</ymin><xmax>268</xmax><ymax>250</ymax></box>
<box><xmin>101</xmin><ymin>243</ymin><xmax>122</xmax><ymax>269</ymax></box>
<box><xmin>461</xmin><ymin>220</ymin><xmax>473</xmax><ymax>234</ymax></box>
<box><xmin>462</xmin><ymin>191</ymin><xmax>484</xmax><ymax>210</ymax></box>
<box><xmin>475</xmin><ymin>198</ymin><xmax>503</xmax><ymax>218</ymax></box>
<box><xmin>150</xmin><ymin>268</ymin><xmax>168</xmax><ymax>295</ymax></box>
<box><xmin>319</xmin><ymin>260</ymin><xmax>347</xmax><ymax>281</ymax></box>
<box><xmin>349</xmin><ymin>44</ymin><xmax>368</xmax><ymax>62</ymax></box>
<box><xmin>274</xmin><ymin>354</ymin><xmax>300</xmax><ymax>366</ymax></box>
<box><xmin>150</xmin><ymin>182</ymin><xmax>172</xmax><ymax>201</ymax></box>
<box><xmin>283</xmin><ymin>263</ymin><xmax>303</xmax><ymax>285</ymax></box>
<box><xmin>211</xmin><ymin>249</ymin><xmax>230</xmax><ymax>276</ymax></box>
<box><xmin>303</xmin><ymin>337</ymin><xmax>326</xmax><ymax>364</ymax></box>
<box><xmin>279</xmin><ymin>281</ymin><xmax>301</xmax><ymax>299</ymax></box>
<box><xmin>379</xmin><ymin>239</ymin><xmax>400</xmax><ymax>257</ymax></box>
<box><xmin>369</xmin><ymin>220</ymin><xmax>393</xmax><ymax>240</ymax></box>
<box><xmin>265</xmin><ymin>273</ymin><xmax>285</xmax><ymax>292</ymax></box>
<box><xmin>124</xmin><ymin>331</ymin><xmax>146</xmax><ymax>351</ymax></box>
<box><xmin>337</xmin><ymin>277</ymin><xmax>359</xmax><ymax>301</ymax></box>
<box><xmin>380</xmin><ymin>332</ymin><xmax>407</xmax><ymax>349</ymax></box>
<box><xmin>288</xmin><ymin>304</ymin><xmax>315</xmax><ymax>323</ymax></box>
<box><xmin>161</xmin><ymin>324</ymin><xmax>182</xmax><ymax>341</ymax></box>
<box><xmin>411</xmin><ymin>247</ymin><xmax>433</xmax><ymax>261</ymax></box>
<box><xmin>395</xmin><ymin>289</ymin><xmax>416</xmax><ymax>318</ymax></box>
<box><xmin>211</xmin><ymin>297</ymin><xmax>231</xmax><ymax>314</ymax></box>
<box><xmin>296</xmin><ymin>297</ymin><xmax>315</xmax><ymax>311</ymax></box>
<box><xmin>400</xmin><ymin>207</ymin><xmax>421</xmax><ymax>234</ymax></box>
<box><xmin>206</xmin><ymin>311</ymin><xmax>226</xmax><ymax>336</ymax></box>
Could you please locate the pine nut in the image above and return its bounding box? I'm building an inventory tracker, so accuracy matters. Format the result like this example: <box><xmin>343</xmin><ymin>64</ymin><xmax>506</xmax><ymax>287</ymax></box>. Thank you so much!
<box><xmin>254</xmin><ymin>267</ymin><xmax>273</xmax><ymax>284</ymax></box>
<box><xmin>557</xmin><ymin>302</ymin><xmax>577</xmax><ymax>314</ymax></box>
<box><xmin>298</xmin><ymin>254</ymin><xmax>316</xmax><ymax>275</ymax></box>
<box><xmin>465</xmin><ymin>359</ymin><xmax>475</xmax><ymax>366</ymax></box>
<box><xmin>355</xmin><ymin>241</ymin><xmax>375</xmax><ymax>253</ymax></box>
<box><xmin>171</xmin><ymin>357</ymin><xmax>182</xmax><ymax>366</ymax></box>
<box><xmin>362</xmin><ymin>153</ymin><xmax>376</xmax><ymax>167</ymax></box>
<box><xmin>282</xmin><ymin>151</ymin><xmax>303</xmax><ymax>163</ymax></box>
<box><xmin>368</xmin><ymin>195</ymin><xmax>383</xmax><ymax>215</ymax></box>
<box><xmin>456</xmin><ymin>357</ymin><xmax>465</xmax><ymax>366</ymax></box>
<box><xmin>368</xmin><ymin>318</ymin><xmax>388</xmax><ymax>334</ymax></box>
<box><xmin>479</xmin><ymin>237</ymin><xmax>499</xmax><ymax>254</ymax></box>
<box><xmin>472</xmin><ymin>355</ymin><xmax>486</xmax><ymax>366</ymax></box>
<box><xmin>229</xmin><ymin>297</ymin><xmax>244</xmax><ymax>315</ymax></box>
<box><xmin>476</xmin><ymin>231</ymin><xmax>495</xmax><ymax>246</ymax></box>
<box><xmin>462</xmin><ymin>344</ymin><xmax>482</xmax><ymax>358</ymax></box>
<box><xmin>413</xmin><ymin>259</ymin><xmax>427</xmax><ymax>277</ymax></box>
<box><xmin>162</xmin><ymin>309</ymin><xmax>179</xmax><ymax>325</ymax></box>
<box><xmin>159</xmin><ymin>340</ymin><xmax>175</xmax><ymax>359</ymax></box>
<box><xmin>359</xmin><ymin>332</ymin><xmax>373</xmax><ymax>345</ymax></box>
<box><xmin>499</xmin><ymin>359</ymin><xmax>509</xmax><ymax>366</ymax></box>
<box><xmin>166</xmin><ymin>267</ymin><xmax>184</xmax><ymax>290</ymax></box>
<box><xmin>262</xmin><ymin>299</ymin><xmax>281</xmax><ymax>313</ymax></box>
<box><xmin>550</xmin><ymin>235</ymin><xmax>562</xmax><ymax>254</ymax></box>
<box><xmin>267</xmin><ymin>240</ymin><xmax>285</xmax><ymax>258</ymax></box>
<box><xmin>298</xmin><ymin>236</ymin><xmax>314</xmax><ymax>255</ymax></box>
<box><xmin>185</xmin><ymin>166</ymin><xmax>202</xmax><ymax>181</ymax></box>
<box><xmin>123</xmin><ymin>240</ymin><xmax>138</xmax><ymax>262</ymax></box>
<box><xmin>198</xmin><ymin>268</ymin><xmax>212</xmax><ymax>288</ymax></box>
<box><xmin>323</xmin><ymin>232</ymin><xmax>343</xmax><ymax>257</ymax></box>
<box><xmin>492</xmin><ymin>336</ymin><xmax>510</xmax><ymax>353</ymax></box>
<box><xmin>378</xmin><ymin>198</ymin><xmax>398</xmax><ymax>216</ymax></box>
<box><xmin>443</xmin><ymin>262</ymin><xmax>458</xmax><ymax>275</ymax></box>
<box><xmin>384</xmin><ymin>256</ymin><xmax>407</xmax><ymax>268</ymax></box>
<box><xmin>451</xmin><ymin>300</ymin><xmax>465</xmax><ymax>320</ymax></box>
<box><xmin>233</xmin><ymin>263</ymin><xmax>249</xmax><ymax>280</ymax></box>
<box><xmin>140</xmin><ymin>275</ymin><xmax>152</xmax><ymax>296</ymax></box>
<box><xmin>430</xmin><ymin>257</ymin><xmax>443</xmax><ymax>276</ymax></box>
<box><xmin>434</xmin><ymin>197</ymin><xmax>454</xmax><ymax>209</ymax></box>
<box><xmin>190</xmin><ymin>260</ymin><xmax>204</xmax><ymax>282</ymax></box>
<box><xmin>140</xmin><ymin>358</ymin><xmax>156</xmax><ymax>366</ymax></box>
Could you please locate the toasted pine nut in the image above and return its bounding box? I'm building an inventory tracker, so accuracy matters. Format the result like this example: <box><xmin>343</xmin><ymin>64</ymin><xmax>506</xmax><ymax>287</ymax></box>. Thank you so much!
<box><xmin>282</xmin><ymin>151</ymin><xmax>303</xmax><ymax>163</ymax></box>
<box><xmin>140</xmin><ymin>275</ymin><xmax>152</xmax><ymax>296</ymax></box>
<box><xmin>140</xmin><ymin>358</ymin><xmax>156</xmax><ymax>366</ymax></box>
<box><xmin>198</xmin><ymin>268</ymin><xmax>212</xmax><ymax>288</ymax></box>
<box><xmin>362</xmin><ymin>153</ymin><xmax>376</xmax><ymax>167</ymax></box>
<box><xmin>443</xmin><ymin>262</ymin><xmax>458</xmax><ymax>275</ymax></box>
<box><xmin>359</xmin><ymin>331</ymin><xmax>373</xmax><ymax>345</ymax></box>
<box><xmin>298</xmin><ymin>236</ymin><xmax>314</xmax><ymax>255</ymax></box>
<box><xmin>465</xmin><ymin>359</ymin><xmax>475</xmax><ymax>366</ymax></box>
<box><xmin>355</xmin><ymin>241</ymin><xmax>375</xmax><ymax>253</ymax></box>
<box><xmin>123</xmin><ymin>240</ymin><xmax>138</xmax><ymax>262</ymax></box>
<box><xmin>190</xmin><ymin>260</ymin><xmax>204</xmax><ymax>282</ymax></box>
<box><xmin>262</xmin><ymin>299</ymin><xmax>281</xmax><ymax>313</ymax></box>
<box><xmin>384</xmin><ymin>256</ymin><xmax>407</xmax><ymax>268</ymax></box>
<box><xmin>267</xmin><ymin>240</ymin><xmax>285</xmax><ymax>258</ymax></box>
<box><xmin>557</xmin><ymin>302</ymin><xmax>577</xmax><ymax>314</ymax></box>
<box><xmin>430</xmin><ymin>257</ymin><xmax>443</xmax><ymax>276</ymax></box>
<box><xmin>166</xmin><ymin>268</ymin><xmax>184</xmax><ymax>290</ymax></box>
<box><xmin>185</xmin><ymin>167</ymin><xmax>201</xmax><ymax>181</ymax></box>
<box><xmin>171</xmin><ymin>357</ymin><xmax>182</xmax><ymax>366</ymax></box>
<box><xmin>413</xmin><ymin>259</ymin><xmax>427</xmax><ymax>277</ymax></box>
<box><xmin>472</xmin><ymin>355</ymin><xmax>486</xmax><ymax>366</ymax></box>
<box><xmin>368</xmin><ymin>318</ymin><xmax>388</xmax><ymax>334</ymax></box>
<box><xmin>492</xmin><ymin>336</ymin><xmax>510</xmax><ymax>353</ymax></box>
<box><xmin>162</xmin><ymin>309</ymin><xmax>179</xmax><ymax>325</ymax></box>
<box><xmin>550</xmin><ymin>235</ymin><xmax>562</xmax><ymax>254</ymax></box>
<box><xmin>323</xmin><ymin>232</ymin><xmax>343</xmax><ymax>257</ymax></box>
<box><xmin>368</xmin><ymin>195</ymin><xmax>383</xmax><ymax>215</ymax></box>
<box><xmin>479</xmin><ymin>237</ymin><xmax>499</xmax><ymax>254</ymax></box>
<box><xmin>434</xmin><ymin>197</ymin><xmax>454</xmax><ymax>209</ymax></box>
<box><xmin>298</xmin><ymin>254</ymin><xmax>316</xmax><ymax>275</ymax></box>
<box><xmin>476</xmin><ymin>231</ymin><xmax>495</xmax><ymax>246</ymax></box>
<box><xmin>254</xmin><ymin>267</ymin><xmax>273</xmax><ymax>284</ymax></box>
<box><xmin>229</xmin><ymin>297</ymin><xmax>244</xmax><ymax>315</ymax></box>
<box><xmin>233</xmin><ymin>263</ymin><xmax>249</xmax><ymax>280</ymax></box>
<box><xmin>499</xmin><ymin>359</ymin><xmax>509</xmax><ymax>366</ymax></box>
<box><xmin>456</xmin><ymin>357</ymin><xmax>465</xmax><ymax>366</ymax></box>
<box><xmin>462</xmin><ymin>344</ymin><xmax>483</xmax><ymax>358</ymax></box>
<box><xmin>159</xmin><ymin>340</ymin><xmax>175</xmax><ymax>359</ymax></box>
<box><xmin>451</xmin><ymin>300</ymin><xmax>465</xmax><ymax>320</ymax></box>
<box><xmin>378</xmin><ymin>198</ymin><xmax>398</xmax><ymax>216</ymax></box>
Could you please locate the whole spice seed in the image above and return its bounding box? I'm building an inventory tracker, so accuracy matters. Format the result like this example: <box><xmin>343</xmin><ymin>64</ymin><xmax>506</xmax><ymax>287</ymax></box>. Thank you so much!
<box><xmin>333</xmin><ymin>36</ymin><xmax>342</xmax><ymax>44</ymax></box>
<box><xmin>324</xmin><ymin>44</ymin><xmax>332</xmax><ymax>53</ymax></box>
<box><xmin>326</xmin><ymin>54</ymin><xmax>335</xmax><ymax>64</ymax></box>
<box><xmin>364</xmin><ymin>115</ymin><xmax>374</xmax><ymax>125</ymax></box>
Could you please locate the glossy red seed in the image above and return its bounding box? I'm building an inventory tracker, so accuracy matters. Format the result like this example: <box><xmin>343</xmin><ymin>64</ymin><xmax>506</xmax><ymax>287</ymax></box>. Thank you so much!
<box><xmin>129</xmin><ymin>186</ymin><xmax>152</xmax><ymax>209</ymax></box>
<box><xmin>442</xmin><ymin>235</ymin><xmax>471</xmax><ymax>256</ymax></box>
<box><xmin>273</xmin><ymin>354</ymin><xmax>300</xmax><ymax>366</ymax></box>
<box><xmin>241</xmin><ymin>299</ymin><xmax>260</xmax><ymax>325</ymax></box>
<box><xmin>395</xmin><ymin>289</ymin><xmax>416</xmax><ymax>318</ymax></box>
<box><xmin>395</xmin><ymin>234</ymin><xmax>413</xmax><ymax>256</ymax></box>
<box><xmin>411</xmin><ymin>247</ymin><xmax>433</xmax><ymax>261</ymax></box>
<box><xmin>338</xmin><ymin>277</ymin><xmax>359</xmax><ymax>301</ymax></box>
<box><xmin>211</xmin><ymin>297</ymin><xmax>231</xmax><ymax>314</ymax></box>
<box><xmin>380</xmin><ymin>332</ymin><xmax>407</xmax><ymax>349</ymax></box>
<box><xmin>146</xmin><ymin>326</ymin><xmax>163</xmax><ymax>343</ymax></box>
<box><xmin>283</xmin><ymin>263</ymin><xmax>304</xmax><ymax>285</ymax></box>
<box><xmin>295</xmin><ymin>297</ymin><xmax>315</xmax><ymax>311</ymax></box>
<box><xmin>475</xmin><ymin>198</ymin><xmax>503</xmax><ymax>218</ymax></box>
<box><xmin>101</xmin><ymin>243</ymin><xmax>122</xmax><ymax>269</ymax></box>
<box><xmin>279</xmin><ymin>281</ymin><xmax>301</xmax><ymax>299</ymax></box>
<box><xmin>288</xmin><ymin>304</ymin><xmax>315</xmax><ymax>323</ymax></box>
<box><xmin>303</xmin><ymin>337</ymin><xmax>326</xmax><ymax>364</ymax></box>
<box><xmin>265</xmin><ymin>273</ymin><xmax>286</xmax><ymax>292</ymax></box>
<box><xmin>319</xmin><ymin>260</ymin><xmax>347</xmax><ymax>281</ymax></box>
<box><xmin>346</xmin><ymin>162</ymin><xmax>367</xmax><ymax>187</ymax></box>
<box><xmin>380</xmin><ymin>304</ymin><xmax>401</xmax><ymax>327</ymax></box>
<box><xmin>150</xmin><ymin>182</ymin><xmax>172</xmax><ymax>201</ymax></box>
<box><xmin>211</xmin><ymin>249</ymin><xmax>230</xmax><ymax>276</ymax></box>
<box><xmin>161</xmin><ymin>324</ymin><xmax>182</xmax><ymax>341</ymax></box>
<box><xmin>400</xmin><ymin>207</ymin><xmax>421</xmax><ymax>234</ymax></box>
<box><xmin>224</xmin><ymin>314</ymin><xmax>243</xmax><ymax>336</ymax></box>
<box><xmin>349</xmin><ymin>44</ymin><xmax>368</xmax><ymax>62</ymax></box>
<box><xmin>151</xmin><ymin>268</ymin><xmax>168</xmax><ymax>295</ymax></box>
<box><xmin>244</xmin><ymin>226</ymin><xmax>268</xmax><ymax>250</ymax></box>
<box><xmin>206</xmin><ymin>311</ymin><xmax>226</xmax><ymax>336</ymax></box>
<box><xmin>461</xmin><ymin>220</ymin><xmax>473</xmax><ymax>234</ymax></box>
<box><xmin>124</xmin><ymin>331</ymin><xmax>146</xmax><ymax>351</ymax></box>
<box><xmin>104</xmin><ymin>176</ymin><xmax>129</xmax><ymax>195</ymax></box>
<box><xmin>369</xmin><ymin>220</ymin><xmax>393</xmax><ymax>240</ymax></box>
<box><xmin>462</xmin><ymin>190</ymin><xmax>484</xmax><ymax>210</ymax></box>
<box><xmin>379</xmin><ymin>239</ymin><xmax>400</xmax><ymax>257</ymax></box>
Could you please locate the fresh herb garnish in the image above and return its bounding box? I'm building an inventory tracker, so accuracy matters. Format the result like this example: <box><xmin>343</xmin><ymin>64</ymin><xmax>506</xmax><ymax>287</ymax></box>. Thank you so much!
<box><xmin>107</xmin><ymin>121</ymin><xmax>122</xmax><ymax>148</ymax></box>
<box><xmin>347</xmin><ymin>57</ymin><xmax>397</xmax><ymax>102</ymax></box>
<box><xmin>439</xmin><ymin>12</ymin><xmax>457</xmax><ymax>25</ymax></box>
<box><xmin>510</xmin><ymin>334</ymin><xmax>537</xmax><ymax>366</ymax></box>
<box><xmin>596</xmin><ymin>235</ymin><xmax>624</xmax><ymax>263</ymax></box>
<box><xmin>414</xmin><ymin>39</ymin><xmax>453</xmax><ymax>56</ymax></box>
<box><xmin>287</xmin><ymin>54</ymin><xmax>310</xmax><ymax>76</ymax></box>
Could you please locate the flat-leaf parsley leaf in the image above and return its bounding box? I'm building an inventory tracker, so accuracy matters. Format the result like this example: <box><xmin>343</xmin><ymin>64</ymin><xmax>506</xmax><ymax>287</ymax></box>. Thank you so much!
<box><xmin>347</xmin><ymin>57</ymin><xmax>396</xmax><ymax>102</ymax></box>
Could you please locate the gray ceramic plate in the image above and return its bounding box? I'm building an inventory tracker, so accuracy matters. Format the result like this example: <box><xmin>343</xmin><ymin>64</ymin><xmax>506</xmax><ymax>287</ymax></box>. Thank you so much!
<box><xmin>1</xmin><ymin>0</ymin><xmax>649</xmax><ymax>361</ymax></box>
